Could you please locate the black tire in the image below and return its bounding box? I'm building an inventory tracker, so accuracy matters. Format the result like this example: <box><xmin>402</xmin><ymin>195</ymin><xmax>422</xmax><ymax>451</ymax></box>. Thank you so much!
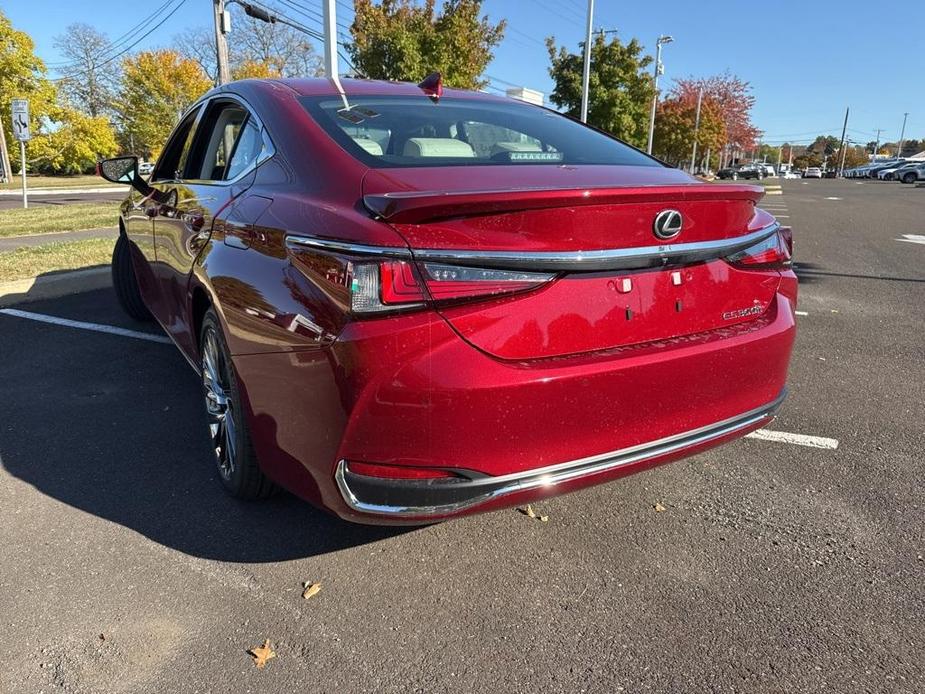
<box><xmin>902</xmin><ymin>172</ymin><xmax>916</xmax><ymax>184</ymax></box>
<box><xmin>199</xmin><ymin>309</ymin><xmax>276</xmax><ymax>500</ymax></box>
<box><xmin>112</xmin><ymin>234</ymin><xmax>151</xmax><ymax>321</ymax></box>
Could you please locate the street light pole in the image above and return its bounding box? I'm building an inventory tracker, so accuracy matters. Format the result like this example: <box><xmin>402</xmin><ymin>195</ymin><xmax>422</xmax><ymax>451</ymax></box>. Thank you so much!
<box><xmin>897</xmin><ymin>112</ymin><xmax>909</xmax><ymax>159</ymax></box>
<box><xmin>579</xmin><ymin>0</ymin><xmax>594</xmax><ymax>123</ymax></box>
<box><xmin>646</xmin><ymin>35</ymin><xmax>673</xmax><ymax>155</ymax></box>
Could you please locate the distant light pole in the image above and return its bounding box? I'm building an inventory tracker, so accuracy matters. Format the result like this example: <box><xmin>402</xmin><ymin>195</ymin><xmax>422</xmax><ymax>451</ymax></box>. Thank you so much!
<box><xmin>579</xmin><ymin>0</ymin><xmax>595</xmax><ymax>123</ymax></box>
<box><xmin>689</xmin><ymin>87</ymin><xmax>702</xmax><ymax>174</ymax></box>
<box><xmin>897</xmin><ymin>112</ymin><xmax>909</xmax><ymax>158</ymax></box>
<box><xmin>646</xmin><ymin>35</ymin><xmax>673</xmax><ymax>155</ymax></box>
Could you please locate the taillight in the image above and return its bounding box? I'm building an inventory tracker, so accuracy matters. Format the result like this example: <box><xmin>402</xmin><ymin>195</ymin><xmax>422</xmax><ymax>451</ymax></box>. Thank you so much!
<box><xmin>289</xmin><ymin>246</ymin><xmax>556</xmax><ymax>317</ymax></box>
<box><xmin>353</xmin><ymin>260</ymin><xmax>554</xmax><ymax>314</ymax></box>
<box><xmin>726</xmin><ymin>228</ymin><xmax>792</xmax><ymax>269</ymax></box>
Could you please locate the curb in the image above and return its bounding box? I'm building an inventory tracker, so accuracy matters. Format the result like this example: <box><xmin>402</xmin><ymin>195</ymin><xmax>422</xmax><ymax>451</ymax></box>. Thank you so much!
<box><xmin>0</xmin><ymin>266</ymin><xmax>110</xmax><ymax>307</ymax></box>
<box><xmin>0</xmin><ymin>186</ymin><xmax>123</xmax><ymax>197</ymax></box>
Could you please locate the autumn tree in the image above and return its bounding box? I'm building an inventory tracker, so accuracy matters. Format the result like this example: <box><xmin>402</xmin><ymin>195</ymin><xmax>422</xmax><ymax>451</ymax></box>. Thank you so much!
<box><xmin>546</xmin><ymin>33</ymin><xmax>654</xmax><ymax>148</ymax></box>
<box><xmin>652</xmin><ymin>95</ymin><xmax>724</xmax><ymax>167</ymax></box>
<box><xmin>347</xmin><ymin>0</ymin><xmax>505</xmax><ymax>89</ymax></box>
<box><xmin>0</xmin><ymin>10</ymin><xmax>57</xmax><ymax>178</ymax></box>
<box><xmin>672</xmin><ymin>73</ymin><xmax>760</xmax><ymax>153</ymax></box>
<box><xmin>118</xmin><ymin>50</ymin><xmax>212</xmax><ymax>159</ymax></box>
<box><xmin>28</xmin><ymin>107</ymin><xmax>118</xmax><ymax>173</ymax></box>
<box><xmin>839</xmin><ymin>146</ymin><xmax>869</xmax><ymax>170</ymax></box>
<box><xmin>53</xmin><ymin>23</ymin><xmax>119</xmax><ymax>117</ymax></box>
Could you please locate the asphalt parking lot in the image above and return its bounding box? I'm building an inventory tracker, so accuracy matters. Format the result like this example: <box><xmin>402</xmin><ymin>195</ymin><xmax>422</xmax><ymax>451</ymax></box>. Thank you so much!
<box><xmin>1</xmin><ymin>178</ymin><xmax>922</xmax><ymax>693</ymax></box>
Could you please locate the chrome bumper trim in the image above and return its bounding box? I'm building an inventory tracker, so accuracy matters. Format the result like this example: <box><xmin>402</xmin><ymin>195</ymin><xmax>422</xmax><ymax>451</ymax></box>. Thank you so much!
<box><xmin>335</xmin><ymin>390</ymin><xmax>787</xmax><ymax>519</ymax></box>
<box><xmin>286</xmin><ymin>223</ymin><xmax>779</xmax><ymax>272</ymax></box>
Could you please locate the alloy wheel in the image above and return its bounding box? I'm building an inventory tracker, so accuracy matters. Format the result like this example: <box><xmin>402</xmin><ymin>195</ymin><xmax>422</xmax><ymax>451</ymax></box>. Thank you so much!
<box><xmin>201</xmin><ymin>327</ymin><xmax>237</xmax><ymax>480</ymax></box>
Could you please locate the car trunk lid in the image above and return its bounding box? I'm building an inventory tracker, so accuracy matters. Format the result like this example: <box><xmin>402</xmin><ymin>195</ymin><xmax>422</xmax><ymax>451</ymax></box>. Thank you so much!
<box><xmin>363</xmin><ymin>165</ymin><xmax>781</xmax><ymax>360</ymax></box>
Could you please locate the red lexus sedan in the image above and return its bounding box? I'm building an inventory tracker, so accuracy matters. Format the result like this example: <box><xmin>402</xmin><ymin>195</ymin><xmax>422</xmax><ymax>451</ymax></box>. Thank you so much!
<box><xmin>98</xmin><ymin>76</ymin><xmax>796</xmax><ymax>524</ymax></box>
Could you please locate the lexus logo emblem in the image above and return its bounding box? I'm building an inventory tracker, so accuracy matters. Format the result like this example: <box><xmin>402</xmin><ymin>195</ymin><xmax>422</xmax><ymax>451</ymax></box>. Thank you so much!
<box><xmin>653</xmin><ymin>209</ymin><xmax>683</xmax><ymax>240</ymax></box>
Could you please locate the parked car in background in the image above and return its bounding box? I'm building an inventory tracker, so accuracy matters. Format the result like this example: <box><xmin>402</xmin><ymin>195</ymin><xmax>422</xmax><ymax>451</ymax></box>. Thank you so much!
<box><xmin>803</xmin><ymin>167</ymin><xmax>822</xmax><ymax>179</ymax></box>
<box><xmin>899</xmin><ymin>163</ymin><xmax>925</xmax><ymax>183</ymax></box>
<box><xmin>95</xmin><ymin>76</ymin><xmax>796</xmax><ymax>524</ymax></box>
<box><xmin>867</xmin><ymin>161</ymin><xmax>903</xmax><ymax>178</ymax></box>
<box><xmin>137</xmin><ymin>161</ymin><xmax>154</xmax><ymax>176</ymax></box>
<box><xmin>716</xmin><ymin>164</ymin><xmax>763</xmax><ymax>180</ymax></box>
<box><xmin>758</xmin><ymin>163</ymin><xmax>776</xmax><ymax>177</ymax></box>
<box><xmin>882</xmin><ymin>161</ymin><xmax>920</xmax><ymax>181</ymax></box>
<box><xmin>781</xmin><ymin>170</ymin><xmax>801</xmax><ymax>179</ymax></box>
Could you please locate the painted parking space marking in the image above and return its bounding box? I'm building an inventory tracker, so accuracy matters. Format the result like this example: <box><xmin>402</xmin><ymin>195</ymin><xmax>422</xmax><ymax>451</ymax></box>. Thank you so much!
<box><xmin>824</xmin><ymin>196</ymin><xmax>842</xmax><ymax>200</ymax></box>
<box><xmin>897</xmin><ymin>234</ymin><xmax>925</xmax><ymax>246</ymax></box>
<box><xmin>0</xmin><ymin>308</ymin><xmax>172</xmax><ymax>344</ymax></box>
<box><xmin>746</xmin><ymin>429</ymin><xmax>839</xmax><ymax>449</ymax></box>
<box><xmin>795</xmin><ymin>310</ymin><xmax>808</xmax><ymax>316</ymax></box>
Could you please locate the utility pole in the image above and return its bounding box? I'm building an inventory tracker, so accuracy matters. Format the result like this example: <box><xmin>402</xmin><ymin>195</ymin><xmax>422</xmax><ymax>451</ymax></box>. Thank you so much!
<box><xmin>897</xmin><ymin>112</ymin><xmax>909</xmax><ymax>159</ymax></box>
<box><xmin>646</xmin><ymin>35</ymin><xmax>673</xmax><ymax>154</ymax></box>
<box><xmin>837</xmin><ymin>106</ymin><xmax>849</xmax><ymax>177</ymax></box>
<box><xmin>873</xmin><ymin>128</ymin><xmax>883</xmax><ymax>158</ymax></box>
<box><xmin>838</xmin><ymin>138</ymin><xmax>850</xmax><ymax>174</ymax></box>
<box><xmin>689</xmin><ymin>87</ymin><xmax>703</xmax><ymax>174</ymax></box>
<box><xmin>213</xmin><ymin>0</ymin><xmax>231</xmax><ymax>85</ymax></box>
<box><xmin>788</xmin><ymin>145</ymin><xmax>793</xmax><ymax>168</ymax></box>
<box><xmin>777</xmin><ymin>145</ymin><xmax>782</xmax><ymax>171</ymax></box>
<box><xmin>579</xmin><ymin>0</ymin><xmax>594</xmax><ymax>123</ymax></box>
<box><xmin>0</xmin><ymin>117</ymin><xmax>11</xmax><ymax>182</ymax></box>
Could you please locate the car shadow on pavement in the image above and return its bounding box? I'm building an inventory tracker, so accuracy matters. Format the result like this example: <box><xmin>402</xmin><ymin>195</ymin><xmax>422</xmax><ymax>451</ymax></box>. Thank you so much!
<box><xmin>794</xmin><ymin>261</ymin><xmax>925</xmax><ymax>285</ymax></box>
<box><xmin>0</xmin><ymin>281</ymin><xmax>408</xmax><ymax>563</ymax></box>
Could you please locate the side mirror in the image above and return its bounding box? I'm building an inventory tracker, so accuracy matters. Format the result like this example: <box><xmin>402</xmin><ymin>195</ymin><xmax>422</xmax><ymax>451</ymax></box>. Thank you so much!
<box><xmin>98</xmin><ymin>156</ymin><xmax>157</xmax><ymax>198</ymax></box>
<box><xmin>98</xmin><ymin>156</ymin><xmax>138</xmax><ymax>184</ymax></box>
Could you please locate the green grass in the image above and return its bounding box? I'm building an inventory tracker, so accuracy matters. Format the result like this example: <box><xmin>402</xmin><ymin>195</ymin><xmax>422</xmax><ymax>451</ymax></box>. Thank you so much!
<box><xmin>0</xmin><ymin>202</ymin><xmax>120</xmax><ymax>237</ymax></box>
<box><xmin>0</xmin><ymin>174</ymin><xmax>109</xmax><ymax>190</ymax></box>
<box><xmin>0</xmin><ymin>237</ymin><xmax>114</xmax><ymax>282</ymax></box>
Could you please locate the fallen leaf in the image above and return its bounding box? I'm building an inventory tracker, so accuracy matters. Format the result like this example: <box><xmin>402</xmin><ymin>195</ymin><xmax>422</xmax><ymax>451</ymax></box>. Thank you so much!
<box><xmin>654</xmin><ymin>502</ymin><xmax>666</xmax><ymax>512</ymax></box>
<box><xmin>539</xmin><ymin>515</ymin><xmax>549</xmax><ymax>522</ymax></box>
<box><xmin>248</xmin><ymin>639</ymin><xmax>276</xmax><ymax>669</ymax></box>
<box><xmin>519</xmin><ymin>504</ymin><xmax>536</xmax><ymax>518</ymax></box>
<box><xmin>302</xmin><ymin>582</ymin><xmax>321</xmax><ymax>600</ymax></box>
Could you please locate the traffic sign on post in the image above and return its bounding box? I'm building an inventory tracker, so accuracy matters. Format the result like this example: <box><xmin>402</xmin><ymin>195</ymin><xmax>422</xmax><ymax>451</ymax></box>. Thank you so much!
<box><xmin>11</xmin><ymin>99</ymin><xmax>30</xmax><ymax>141</ymax></box>
<box><xmin>11</xmin><ymin>99</ymin><xmax>29</xmax><ymax>208</ymax></box>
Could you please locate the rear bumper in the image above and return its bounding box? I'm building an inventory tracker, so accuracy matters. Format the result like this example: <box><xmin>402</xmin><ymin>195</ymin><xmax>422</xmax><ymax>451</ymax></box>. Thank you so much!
<box><xmin>335</xmin><ymin>390</ymin><xmax>785</xmax><ymax>519</ymax></box>
<box><xmin>235</xmin><ymin>284</ymin><xmax>797</xmax><ymax>525</ymax></box>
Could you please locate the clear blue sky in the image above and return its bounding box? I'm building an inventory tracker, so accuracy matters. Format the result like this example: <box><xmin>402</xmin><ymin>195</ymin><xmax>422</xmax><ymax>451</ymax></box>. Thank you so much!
<box><xmin>5</xmin><ymin>0</ymin><xmax>923</xmax><ymax>147</ymax></box>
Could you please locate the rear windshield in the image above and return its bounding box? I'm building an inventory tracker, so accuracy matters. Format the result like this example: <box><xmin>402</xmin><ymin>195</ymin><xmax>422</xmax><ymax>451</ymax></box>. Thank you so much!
<box><xmin>300</xmin><ymin>95</ymin><xmax>660</xmax><ymax>169</ymax></box>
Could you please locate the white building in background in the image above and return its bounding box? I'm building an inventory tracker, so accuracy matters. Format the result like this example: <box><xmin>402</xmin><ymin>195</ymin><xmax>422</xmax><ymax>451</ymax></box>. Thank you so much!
<box><xmin>505</xmin><ymin>87</ymin><xmax>544</xmax><ymax>106</ymax></box>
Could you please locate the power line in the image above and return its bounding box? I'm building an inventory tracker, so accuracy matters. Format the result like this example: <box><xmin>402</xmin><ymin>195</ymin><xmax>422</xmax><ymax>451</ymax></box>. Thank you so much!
<box><xmin>46</xmin><ymin>0</ymin><xmax>183</xmax><ymax>70</ymax></box>
<box><xmin>50</xmin><ymin>0</ymin><xmax>191</xmax><ymax>82</ymax></box>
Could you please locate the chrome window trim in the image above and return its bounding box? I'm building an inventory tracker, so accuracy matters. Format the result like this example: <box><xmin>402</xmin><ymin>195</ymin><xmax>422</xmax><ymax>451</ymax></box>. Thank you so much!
<box><xmin>286</xmin><ymin>223</ymin><xmax>779</xmax><ymax>272</ymax></box>
<box><xmin>335</xmin><ymin>390</ymin><xmax>787</xmax><ymax>518</ymax></box>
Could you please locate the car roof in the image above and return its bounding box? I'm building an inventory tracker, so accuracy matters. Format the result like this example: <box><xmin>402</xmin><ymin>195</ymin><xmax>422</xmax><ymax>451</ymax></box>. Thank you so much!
<box><xmin>247</xmin><ymin>77</ymin><xmax>508</xmax><ymax>102</ymax></box>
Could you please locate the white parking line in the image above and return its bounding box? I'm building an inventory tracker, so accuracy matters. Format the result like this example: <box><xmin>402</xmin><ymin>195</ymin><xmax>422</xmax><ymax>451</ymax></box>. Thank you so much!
<box><xmin>774</xmin><ymin>215</ymin><xmax>790</xmax><ymax>218</ymax></box>
<box><xmin>0</xmin><ymin>308</ymin><xmax>172</xmax><ymax>344</ymax></box>
<box><xmin>746</xmin><ymin>429</ymin><xmax>839</xmax><ymax>449</ymax></box>
<box><xmin>897</xmin><ymin>234</ymin><xmax>925</xmax><ymax>246</ymax></box>
<box><xmin>824</xmin><ymin>197</ymin><xmax>842</xmax><ymax>200</ymax></box>
<box><xmin>795</xmin><ymin>310</ymin><xmax>809</xmax><ymax>316</ymax></box>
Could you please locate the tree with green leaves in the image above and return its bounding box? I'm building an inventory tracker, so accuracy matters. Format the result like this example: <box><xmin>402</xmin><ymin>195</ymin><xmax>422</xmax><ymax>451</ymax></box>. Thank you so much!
<box><xmin>545</xmin><ymin>32</ymin><xmax>654</xmax><ymax>148</ymax></box>
<box><xmin>347</xmin><ymin>0</ymin><xmax>505</xmax><ymax>89</ymax></box>
<box><xmin>53</xmin><ymin>23</ymin><xmax>119</xmax><ymax>117</ymax></box>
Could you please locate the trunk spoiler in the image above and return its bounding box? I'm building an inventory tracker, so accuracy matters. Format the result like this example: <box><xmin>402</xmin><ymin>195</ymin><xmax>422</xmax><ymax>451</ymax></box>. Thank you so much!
<box><xmin>363</xmin><ymin>183</ymin><xmax>764</xmax><ymax>223</ymax></box>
